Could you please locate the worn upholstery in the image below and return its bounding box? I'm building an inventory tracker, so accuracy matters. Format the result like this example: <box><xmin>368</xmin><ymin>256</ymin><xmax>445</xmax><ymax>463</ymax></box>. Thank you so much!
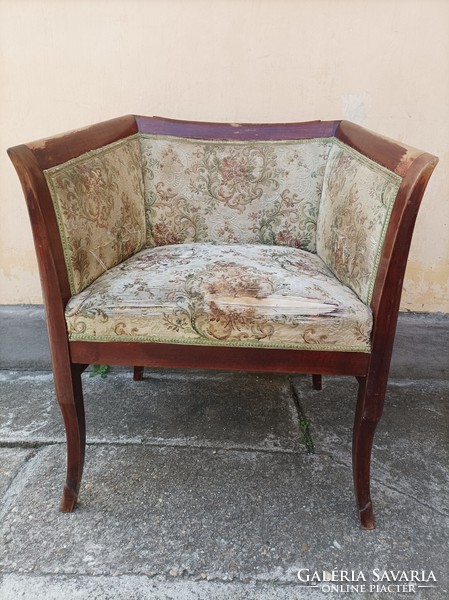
<box><xmin>65</xmin><ymin>243</ymin><xmax>372</xmax><ymax>352</ymax></box>
<box><xmin>45</xmin><ymin>135</ymin><xmax>145</xmax><ymax>295</ymax></box>
<box><xmin>140</xmin><ymin>135</ymin><xmax>332</xmax><ymax>251</ymax></box>
<box><xmin>317</xmin><ymin>139</ymin><xmax>402</xmax><ymax>303</ymax></box>
<box><xmin>45</xmin><ymin>132</ymin><xmax>403</xmax><ymax>352</ymax></box>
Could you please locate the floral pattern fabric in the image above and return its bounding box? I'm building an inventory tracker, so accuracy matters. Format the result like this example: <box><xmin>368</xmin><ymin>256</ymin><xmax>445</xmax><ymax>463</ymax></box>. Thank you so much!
<box><xmin>316</xmin><ymin>139</ymin><xmax>402</xmax><ymax>304</ymax></box>
<box><xmin>45</xmin><ymin>135</ymin><xmax>146</xmax><ymax>295</ymax></box>
<box><xmin>140</xmin><ymin>135</ymin><xmax>332</xmax><ymax>252</ymax></box>
<box><xmin>65</xmin><ymin>243</ymin><xmax>372</xmax><ymax>352</ymax></box>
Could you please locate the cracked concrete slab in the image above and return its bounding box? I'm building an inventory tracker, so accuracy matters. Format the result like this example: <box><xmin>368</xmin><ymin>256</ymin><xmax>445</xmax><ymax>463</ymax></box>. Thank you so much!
<box><xmin>0</xmin><ymin>370</ymin><xmax>301</xmax><ymax>451</ymax></box>
<box><xmin>0</xmin><ymin>448</ymin><xmax>35</xmax><ymax>498</ymax></box>
<box><xmin>0</xmin><ymin>370</ymin><xmax>448</xmax><ymax>599</ymax></box>
<box><xmin>292</xmin><ymin>376</ymin><xmax>449</xmax><ymax>511</ymax></box>
<box><xmin>0</xmin><ymin>574</ymin><xmax>326</xmax><ymax>600</ymax></box>
<box><xmin>0</xmin><ymin>372</ymin><xmax>60</xmax><ymax>443</ymax></box>
<box><xmin>1</xmin><ymin>444</ymin><xmax>448</xmax><ymax>590</ymax></box>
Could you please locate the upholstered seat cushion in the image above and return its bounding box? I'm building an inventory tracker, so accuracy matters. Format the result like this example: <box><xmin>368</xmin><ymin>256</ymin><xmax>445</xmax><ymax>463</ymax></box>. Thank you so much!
<box><xmin>65</xmin><ymin>243</ymin><xmax>372</xmax><ymax>352</ymax></box>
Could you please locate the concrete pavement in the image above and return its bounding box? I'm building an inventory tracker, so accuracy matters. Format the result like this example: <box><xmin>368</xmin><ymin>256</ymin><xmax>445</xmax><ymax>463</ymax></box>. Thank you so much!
<box><xmin>0</xmin><ymin>308</ymin><xmax>448</xmax><ymax>599</ymax></box>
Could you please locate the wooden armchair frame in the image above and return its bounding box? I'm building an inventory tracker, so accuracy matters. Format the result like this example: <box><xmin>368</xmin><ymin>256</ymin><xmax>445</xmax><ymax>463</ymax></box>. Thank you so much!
<box><xmin>7</xmin><ymin>115</ymin><xmax>438</xmax><ymax>529</ymax></box>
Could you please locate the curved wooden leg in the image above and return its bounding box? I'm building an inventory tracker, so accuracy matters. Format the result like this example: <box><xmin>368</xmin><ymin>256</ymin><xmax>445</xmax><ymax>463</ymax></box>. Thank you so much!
<box><xmin>352</xmin><ymin>413</ymin><xmax>377</xmax><ymax>529</ymax></box>
<box><xmin>133</xmin><ymin>366</ymin><xmax>144</xmax><ymax>381</ymax></box>
<box><xmin>352</xmin><ymin>375</ymin><xmax>386</xmax><ymax>530</ymax></box>
<box><xmin>312</xmin><ymin>374</ymin><xmax>322</xmax><ymax>390</ymax></box>
<box><xmin>54</xmin><ymin>364</ymin><xmax>85</xmax><ymax>512</ymax></box>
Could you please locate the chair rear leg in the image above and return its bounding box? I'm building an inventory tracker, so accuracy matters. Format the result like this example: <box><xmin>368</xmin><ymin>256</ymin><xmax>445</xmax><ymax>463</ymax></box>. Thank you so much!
<box><xmin>133</xmin><ymin>366</ymin><xmax>144</xmax><ymax>381</ymax></box>
<box><xmin>352</xmin><ymin>375</ymin><xmax>386</xmax><ymax>530</ymax></box>
<box><xmin>312</xmin><ymin>374</ymin><xmax>322</xmax><ymax>390</ymax></box>
<box><xmin>54</xmin><ymin>363</ymin><xmax>86</xmax><ymax>512</ymax></box>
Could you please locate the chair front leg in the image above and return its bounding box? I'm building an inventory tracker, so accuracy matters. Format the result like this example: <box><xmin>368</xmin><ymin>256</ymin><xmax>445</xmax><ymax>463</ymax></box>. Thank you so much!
<box><xmin>352</xmin><ymin>374</ymin><xmax>387</xmax><ymax>530</ymax></box>
<box><xmin>54</xmin><ymin>363</ymin><xmax>86</xmax><ymax>512</ymax></box>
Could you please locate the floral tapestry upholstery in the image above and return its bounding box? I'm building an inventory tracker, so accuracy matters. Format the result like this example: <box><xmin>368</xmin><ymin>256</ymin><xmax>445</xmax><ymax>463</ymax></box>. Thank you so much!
<box><xmin>316</xmin><ymin>139</ymin><xmax>402</xmax><ymax>304</ymax></box>
<box><xmin>44</xmin><ymin>135</ymin><xmax>146</xmax><ymax>295</ymax></box>
<box><xmin>140</xmin><ymin>135</ymin><xmax>332</xmax><ymax>251</ymax></box>
<box><xmin>65</xmin><ymin>243</ymin><xmax>372</xmax><ymax>352</ymax></box>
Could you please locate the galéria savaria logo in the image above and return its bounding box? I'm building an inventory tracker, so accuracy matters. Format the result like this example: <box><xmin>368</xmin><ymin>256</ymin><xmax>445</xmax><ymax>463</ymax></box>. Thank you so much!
<box><xmin>297</xmin><ymin>568</ymin><xmax>438</xmax><ymax>594</ymax></box>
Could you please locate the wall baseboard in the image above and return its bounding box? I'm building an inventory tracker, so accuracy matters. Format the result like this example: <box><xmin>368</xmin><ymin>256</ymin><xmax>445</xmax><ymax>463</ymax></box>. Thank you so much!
<box><xmin>0</xmin><ymin>305</ymin><xmax>447</xmax><ymax>379</ymax></box>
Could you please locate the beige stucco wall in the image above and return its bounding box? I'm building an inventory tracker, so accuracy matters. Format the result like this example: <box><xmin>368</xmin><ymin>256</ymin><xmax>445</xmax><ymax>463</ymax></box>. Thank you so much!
<box><xmin>1</xmin><ymin>0</ymin><xmax>448</xmax><ymax>311</ymax></box>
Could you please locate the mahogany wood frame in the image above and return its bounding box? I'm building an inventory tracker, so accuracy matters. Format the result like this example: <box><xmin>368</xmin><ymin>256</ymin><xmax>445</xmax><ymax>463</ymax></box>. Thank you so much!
<box><xmin>7</xmin><ymin>115</ymin><xmax>438</xmax><ymax>529</ymax></box>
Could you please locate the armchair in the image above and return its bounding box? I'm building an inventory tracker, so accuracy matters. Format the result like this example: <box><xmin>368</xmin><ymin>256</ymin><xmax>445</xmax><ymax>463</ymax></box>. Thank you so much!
<box><xmin>7</xmin><ymin>115</ymin><xmax>438</xmax><ymax>528</ymax></box>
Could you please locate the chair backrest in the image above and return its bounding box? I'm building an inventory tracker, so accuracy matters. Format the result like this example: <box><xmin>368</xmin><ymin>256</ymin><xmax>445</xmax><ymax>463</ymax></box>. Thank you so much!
<box><xmin>140</xmin><ymin>134</ymin><xmax>331</xmax><ymax>251</ymax></box>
